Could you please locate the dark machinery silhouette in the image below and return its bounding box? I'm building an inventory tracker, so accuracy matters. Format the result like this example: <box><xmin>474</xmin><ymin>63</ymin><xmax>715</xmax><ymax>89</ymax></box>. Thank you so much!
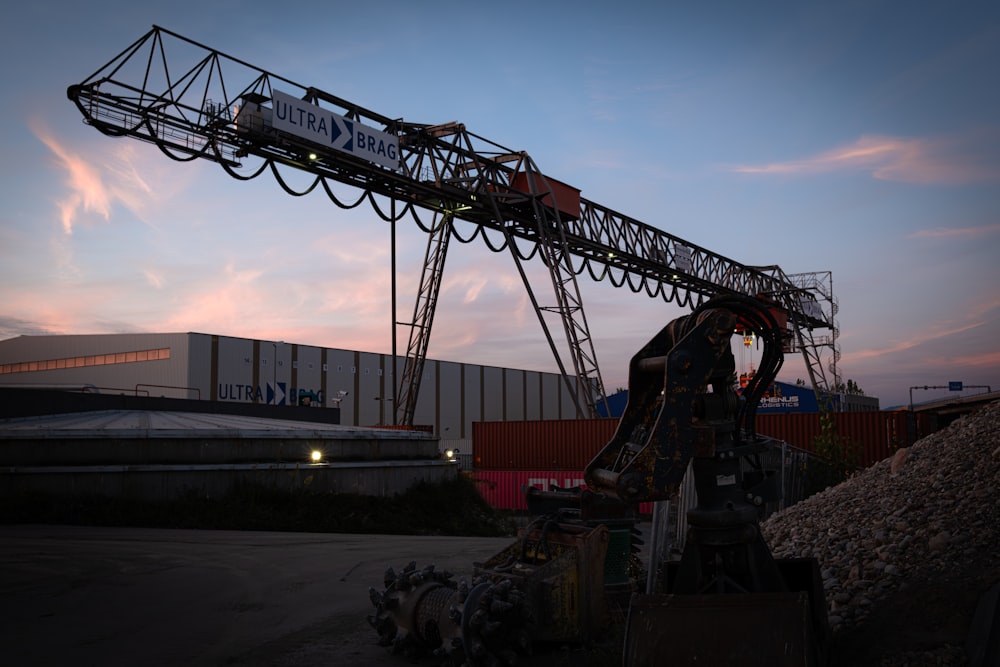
<box><xmin>585</xmin><ymin>294</ymin><xmax>829</xmax><ymax>665</ymax></box>
<box><xmin>366</xmin><ymin>295</ymin><xmax>829</xmax><ymax>664</ymax></box>
<box><xmin>67</xmin><ymin>28</ymin><xmax>834</xmax><ymax>664</ymax></box>
<box><xmin>67</xmin><ymin>26</ymin><xmax>841</xmax><ymax>426</ymax></box>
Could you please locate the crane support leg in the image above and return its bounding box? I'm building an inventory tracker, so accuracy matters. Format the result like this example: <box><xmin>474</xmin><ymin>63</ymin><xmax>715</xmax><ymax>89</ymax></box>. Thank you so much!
<box><xmin>396</xmin><ymin>212</ymin><xmax>451</xmax><ymax>427</ymax></box>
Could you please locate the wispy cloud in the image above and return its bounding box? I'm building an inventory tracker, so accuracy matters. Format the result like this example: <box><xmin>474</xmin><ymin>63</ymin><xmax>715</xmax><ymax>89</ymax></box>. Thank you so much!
<box><xmin>0</xmin><ymin>315</ymin><xmax>61</xmax><ymax>339</ymax></box>
<box><xmin>844</xmin><ymin>320</ymin><xmax>986</xmax><ymax>362</ymax></box>
<box><xmin>157</xmin><ymin>261</ymin><xmax>266</xmax><ymax>333</ymax></box>
<box><xmin>33</xmin><ymin>124</ymin><xmax>113</xmax><ymax>234</ymax></box>
<box><xmin>729</xmin><ymin>130</ymin><xmax>1000</xmax><ymax>185</ymax></box>
<box><xmin>31</xmin><ymin>121</ymin><xmax>198</xmax><ymax>235</ymax></box>
<box><xmin>965</xmin><ymin>294</ymin><xmax>1000</xmax><ymax>321</ymax></box>
<box><xmin>919</xmin><ymin>348</ymin><xmax>1000</xmax><ymax>370</ymax></box>
<box><xmin>0</xmin><ymin>282</ymin><xmax>131</xmax><ymax>337</ymax></box>
<box><xmin>143</xmin><ymin>269</ymin><xmax>166</xmax><ymax>289</ymax></box>
<box><xmin>908</xmin><ymin>224</ymin><xmax>1000</xmax><ymax>240</ymax></box>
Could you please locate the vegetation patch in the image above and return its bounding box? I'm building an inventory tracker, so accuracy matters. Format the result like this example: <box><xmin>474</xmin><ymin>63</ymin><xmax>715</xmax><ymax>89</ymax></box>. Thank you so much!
<box><xmin>0</xmin><ymin>476</ymin><xmax>517</xmax><ymax>537</ymax></box>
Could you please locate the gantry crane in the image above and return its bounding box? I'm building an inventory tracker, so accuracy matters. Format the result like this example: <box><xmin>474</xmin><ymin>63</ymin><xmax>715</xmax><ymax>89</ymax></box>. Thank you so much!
<box><xmin>67</xmin><ymin>26</ymin><xmax>840</xmax><ymax>425</ymax></box>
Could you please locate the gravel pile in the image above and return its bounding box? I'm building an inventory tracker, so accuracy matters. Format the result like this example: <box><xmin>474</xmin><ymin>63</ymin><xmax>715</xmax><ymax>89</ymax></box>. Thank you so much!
<box><xmin>760</xmin><ymin>400</ymin><xmax>1000</xmax><ymax>665</ymax></box>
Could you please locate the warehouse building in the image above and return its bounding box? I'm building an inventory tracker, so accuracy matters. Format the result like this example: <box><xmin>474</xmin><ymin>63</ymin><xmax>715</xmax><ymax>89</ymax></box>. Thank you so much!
<box><xmin>0</xmin><ymin>332</ymin><xmax>583</xmax><ymax>453</ymax></box>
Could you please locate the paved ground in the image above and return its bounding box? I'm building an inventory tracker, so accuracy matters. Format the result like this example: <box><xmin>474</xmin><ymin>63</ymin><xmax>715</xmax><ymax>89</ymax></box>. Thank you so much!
<box><xmin>0</xmin><ymin>525</ymin><xmax>518</xmax><ymax>666</ymax></box>
<box><xmin>11</xmin><ymin>523</ymin><xmax>977</xmax><ymax>666</ymax></box>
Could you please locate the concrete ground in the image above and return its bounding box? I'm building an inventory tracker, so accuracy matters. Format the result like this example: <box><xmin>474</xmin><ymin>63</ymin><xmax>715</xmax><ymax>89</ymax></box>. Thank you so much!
<box><xmin>0</xmin><ymin>525</ymin><xmax>520</xmax><ymax>666</ymax></box>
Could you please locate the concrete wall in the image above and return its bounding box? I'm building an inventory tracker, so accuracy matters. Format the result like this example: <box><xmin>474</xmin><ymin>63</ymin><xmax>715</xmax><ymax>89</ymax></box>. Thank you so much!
<box><xmin>0</xmin><ymin>404</ymin><xmax>449</xmax><ymax>501</ymax></box>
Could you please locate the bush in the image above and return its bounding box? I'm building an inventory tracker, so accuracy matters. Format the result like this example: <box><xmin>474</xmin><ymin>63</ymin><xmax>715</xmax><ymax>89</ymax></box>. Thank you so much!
<box><xmin>0</xmin><ymin>475</ymin><xmax>516</xmax><ymax>537</ymax></box>
<box><xmin>806</xmin><ymin>409</ymin><xmax>862</xmax><ymax>495</ymax></box>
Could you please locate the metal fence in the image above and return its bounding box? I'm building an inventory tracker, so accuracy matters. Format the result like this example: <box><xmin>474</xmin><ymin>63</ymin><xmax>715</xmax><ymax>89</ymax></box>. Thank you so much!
<box><xmin>668</xmin><ymin>438</ymin><xmax>822</xmax><ymax>558</ymax></box>
<box><xmin>645</xmin><ymin>438</ymin><xmax>825</xmax><ymax>592</ymax></box>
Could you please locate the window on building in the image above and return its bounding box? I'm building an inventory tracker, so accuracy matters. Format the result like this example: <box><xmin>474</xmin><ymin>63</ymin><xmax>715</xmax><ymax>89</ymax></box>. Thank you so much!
<box><xmin>0</xmin><ymin>347</ymin><xmax>171</xmax><ymax>375</ymax></box>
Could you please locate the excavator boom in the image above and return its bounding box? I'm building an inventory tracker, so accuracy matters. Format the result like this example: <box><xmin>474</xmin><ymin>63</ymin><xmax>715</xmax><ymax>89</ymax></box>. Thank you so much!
<box><xmin>584</xmin><ymin>295</ymin><xmax>829</xmax><ymax>666</ymax></box>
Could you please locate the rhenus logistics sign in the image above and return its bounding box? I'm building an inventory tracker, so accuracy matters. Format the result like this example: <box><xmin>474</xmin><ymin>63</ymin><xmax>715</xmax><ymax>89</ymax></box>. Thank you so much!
<box><xmin>271</xmin><ymin>90</ymin><xmax>399</xmax><ymax>169</ymax></box>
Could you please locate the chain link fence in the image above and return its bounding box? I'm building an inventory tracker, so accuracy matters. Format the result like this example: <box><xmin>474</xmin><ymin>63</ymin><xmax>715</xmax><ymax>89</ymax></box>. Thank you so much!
<box><xmin>647</xmin><ymin>437</ymin><xmax>831</xmax><ymax>586</ymax></box>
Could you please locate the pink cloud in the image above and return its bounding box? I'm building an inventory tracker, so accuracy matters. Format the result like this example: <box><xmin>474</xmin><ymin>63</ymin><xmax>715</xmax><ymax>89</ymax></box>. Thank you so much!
<box><xmin>730</xmin><ymin>130</ymin><xmax>1000</xmax><ymax>185</ymax></box>
<box><xmin>843</xmin><ymin>320</ymin><xmax>986</xmax><ymax>363</ymax></box>
<box><xmin>919</xmin><ymin>349</ymin><xmax>1000</xmax><ymax>370</ymax></box>
<box><xmin>965</xmin><ymin>294</ymin><xmax>1000</xmax><ymax>321</ymax></box>
<box><xmin>1</xmin><ymin>283</ymin><xmax>128</xmax><ymax>336</ymax></box>
<box><xmin>32</xmin><ymin>124</ymin><xmax>113</xmax><ymax>234</ymax></box>
<box><xmin>32</xmin><ymin>120</ymin><xmax>201</xmax><ymax>236</ymax></box>
<box><xmin>143</xmin><ymin>270</ymin><xmax>166</xmax><ymax>289</ymax></box>
<box><xmin>908</xmin><ymin>224</ymin><xmax>1000</xmax><ymax>240</ymax></box>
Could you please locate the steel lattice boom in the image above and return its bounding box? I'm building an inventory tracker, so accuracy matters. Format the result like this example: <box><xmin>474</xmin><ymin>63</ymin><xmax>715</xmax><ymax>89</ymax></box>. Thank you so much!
<box><xmin>67</xmin><ymin>26</ymin><xmax>841</xmax><ymax>422</ymax></box>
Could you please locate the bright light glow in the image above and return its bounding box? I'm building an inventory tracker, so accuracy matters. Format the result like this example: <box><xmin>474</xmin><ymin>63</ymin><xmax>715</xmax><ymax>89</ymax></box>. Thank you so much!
<box><xmin>310</xmin><ymin>450</ymin><xmax>323</xmax><ymax>463</ymax></box>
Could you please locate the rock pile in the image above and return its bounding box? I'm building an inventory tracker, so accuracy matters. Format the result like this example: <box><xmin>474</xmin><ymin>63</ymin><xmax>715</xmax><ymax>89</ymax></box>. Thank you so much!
<box><xmin>760</xmin><ymin>399</ymin><xmax>1000</xmax><ymax>664</ymax></box>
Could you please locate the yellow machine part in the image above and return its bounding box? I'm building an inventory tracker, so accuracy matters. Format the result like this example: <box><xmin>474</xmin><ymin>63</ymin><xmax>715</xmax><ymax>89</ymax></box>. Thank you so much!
<box><xmin>476</xmin><ymin>522</ymin><xmax>611</xmax><ymax>644</ymax></box>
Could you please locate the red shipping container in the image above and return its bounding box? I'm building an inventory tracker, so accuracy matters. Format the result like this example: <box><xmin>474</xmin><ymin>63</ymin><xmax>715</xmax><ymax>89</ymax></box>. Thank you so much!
<box><xmin>469</xmin><ymin>468</ymin><xmax>653</xmax><ymax>514</ymax></box>
<box><xmin>473</xmin><ymin>418</ymin><xmax>618</xmax><ymax>470</ymax></box>
<box><xmin>755</xmin><ymin>411</ymin><xmax>922</xmax><ymax>467</ymax></box>
<box><xmin>470</xmin><ymin>469</ymin><xmax>588</xmax><ymax>510</ymax></box>
<box><xmin>474</xmin><ymin>412</ymin><xmax>925</xmax><ymax>474</ymax></box>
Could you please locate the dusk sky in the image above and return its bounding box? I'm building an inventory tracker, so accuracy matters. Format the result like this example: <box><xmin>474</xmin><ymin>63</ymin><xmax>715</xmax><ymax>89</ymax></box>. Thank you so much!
<box><xmin>1</xmin><ymin>1</ymin><xmax>998</xmax><ymax>409</ymax></box>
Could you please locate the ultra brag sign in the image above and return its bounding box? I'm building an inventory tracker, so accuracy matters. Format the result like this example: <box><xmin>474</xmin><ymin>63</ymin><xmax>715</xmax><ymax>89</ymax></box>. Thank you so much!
<box><xmin>271</xmin><ymin>90</ymin><xmax>399</xmax><ymax>169</ymax></box>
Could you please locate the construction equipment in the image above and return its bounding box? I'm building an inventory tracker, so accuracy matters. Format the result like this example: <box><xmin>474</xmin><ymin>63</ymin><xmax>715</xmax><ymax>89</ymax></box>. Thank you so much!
<box><xmin>65</xmin><ymin>31</ymin><xmax>833</xmax><ymax>659</ymax></box>
<box><xmin>66</xmin><ymin>26</ymin><xmax>840</xmax><ymax>427</ymax></box>
<box><xmin>585</xmin><ymin>293</ymin><xmax>829</xmax><ymax>665</ymax></box>
<box><xmin>368</xmin><ymin>294</ymin><xmax>828</xmax><ymax>665</ymax></box>
<box><xmin>367</xmin><ymin>522</ymin><xmax>613</xmax><ymax>666</ymax></box>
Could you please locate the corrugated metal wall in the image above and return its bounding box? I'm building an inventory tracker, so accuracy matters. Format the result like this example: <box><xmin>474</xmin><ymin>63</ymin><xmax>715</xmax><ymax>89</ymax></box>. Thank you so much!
<box><xmin>755</xmin><ymin>411</ymin><xmax>927</xmax><ymax>466</ymax></box>
<box><xmin>1</xmin><ymin>334</ymin><xmax>584</xmax><ymax>437</ymax></box>
<box><xmin>0</xmin><ymin>332</ymin><xmax>192</xmax><ymax>398</ymax></box>
<box><xmin>469</xmin><ymin>414</ymin><xmax>932</xmax><ymax>519</ymax></box>
<box><xmin>205</xmin><ymin>337</ymin><xmax>583</xmax><ymax>436</ymax></box>
<box><xmin>473</xmin><ymin>412</ymin><xmax>931</xmax><ymax>471</ymax></box>
<box><xmin>472</xmin><ymin>418</ymin><xmax>619</xmax><ymax>470</ymax></box>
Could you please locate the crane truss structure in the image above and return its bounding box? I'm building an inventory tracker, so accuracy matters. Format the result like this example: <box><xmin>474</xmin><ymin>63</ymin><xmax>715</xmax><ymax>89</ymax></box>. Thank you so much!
<box><xmin>67</xmin><ymin>26</ymin><xmax>841</xmax><ymax>423</ymax></box>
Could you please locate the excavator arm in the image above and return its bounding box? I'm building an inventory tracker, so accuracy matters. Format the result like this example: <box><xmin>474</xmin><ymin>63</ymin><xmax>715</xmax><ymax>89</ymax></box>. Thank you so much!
<box><xmin>585</xmin><ymin>294</ymin><xmax>784</xmax><ymax>505</ymax></box>
<box><xmin>584</xmin><ymin>295</ymin><xmax>829</xmax><ymax>666</ymax></box>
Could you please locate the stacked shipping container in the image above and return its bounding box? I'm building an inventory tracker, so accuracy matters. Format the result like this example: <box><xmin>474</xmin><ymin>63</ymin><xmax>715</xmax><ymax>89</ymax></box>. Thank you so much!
<box><xmin>469</xmin><ymin>412</ymin><xmax>929</xmax><ymax>511</ymax></box>
<box><xmin>469</xmin><ymin>418</ymin><xmax>617</xmax><ymax>511</ymax></box>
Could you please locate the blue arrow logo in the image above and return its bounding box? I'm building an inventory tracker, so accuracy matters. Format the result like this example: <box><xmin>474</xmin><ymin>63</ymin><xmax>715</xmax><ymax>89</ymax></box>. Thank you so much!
<box><xmin>331</xmin><ymin>116</ymin><xmax>354</xmax><ymax>151</ymax></box>
<box><xmin>266</xmin><ymin>382</ymin><xmax>287</xmax><ymax>405</ymax></box>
